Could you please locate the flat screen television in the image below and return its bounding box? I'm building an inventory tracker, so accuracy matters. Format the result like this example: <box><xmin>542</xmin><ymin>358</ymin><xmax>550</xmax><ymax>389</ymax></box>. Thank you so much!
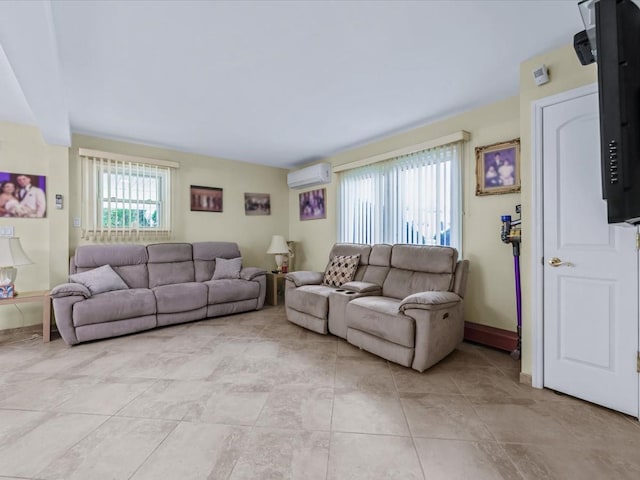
<box><xmin>577</xmin><ymin>0</ymin><xmax>640</xmax><ymax>223</ymax></box>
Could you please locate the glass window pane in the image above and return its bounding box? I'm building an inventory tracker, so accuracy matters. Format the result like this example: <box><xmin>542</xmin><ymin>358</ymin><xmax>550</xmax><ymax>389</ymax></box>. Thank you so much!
<box><xmin>99</xmin><ymin>165</ymin><xmax>167</xmax><ymax>229</ymax></box>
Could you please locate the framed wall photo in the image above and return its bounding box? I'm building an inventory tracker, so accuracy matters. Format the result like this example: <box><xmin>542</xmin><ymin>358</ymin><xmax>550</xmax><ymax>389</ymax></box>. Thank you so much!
<box><xmin>299</xmin><ymin>188</ymin><xmax>326</xmax><ymax>221</ymax></box>
<box><xmin>244</xmin><ymin>193</ymin><xmax>271</xmax><ymax>216</ymax></box>
<box><xmin>475</xmin><ymin>138</ymin><xmax>521</xmax><ymax>196</ymax></box>
<box><xmin>0</xmin><ymin>171</ymin><xmax>47</xmax><ymax>218</ymax></box>
<box><xmin>190</xmin><ymin>185</ymin><xmax>223</xmax><ymax>212</ymax></box>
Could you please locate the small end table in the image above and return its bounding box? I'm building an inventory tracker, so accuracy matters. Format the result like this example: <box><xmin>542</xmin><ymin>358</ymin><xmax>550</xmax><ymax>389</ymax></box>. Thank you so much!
<box><xmin>0</xmin><ymin>290</ymin><xmax>52</xmax><ymax>342</ymax></box>
<box><xmin>266</xmin><ymin>272</ymin><xmax>286</xmax><ymax>306</ymax></box>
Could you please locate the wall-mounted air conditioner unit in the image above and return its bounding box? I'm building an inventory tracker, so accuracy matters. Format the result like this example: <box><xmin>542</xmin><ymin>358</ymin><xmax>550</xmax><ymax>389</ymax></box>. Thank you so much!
<box><xmin>287</xmin><ymin>163</ymin><xmax>331</xmax><ymax>189</ymax></box>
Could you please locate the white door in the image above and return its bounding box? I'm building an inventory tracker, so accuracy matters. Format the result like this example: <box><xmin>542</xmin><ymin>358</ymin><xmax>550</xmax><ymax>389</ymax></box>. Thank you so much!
<box><xmin>542</xmin><ymin>88</ymin><xmax>639</xmax><ymax>416</ymax></box>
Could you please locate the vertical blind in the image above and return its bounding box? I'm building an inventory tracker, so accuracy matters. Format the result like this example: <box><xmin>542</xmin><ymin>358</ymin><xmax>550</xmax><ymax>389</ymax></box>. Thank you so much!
<box><xmin>338</xmin><ymin>142</ymin><xmax>462</xmax><ymax>252</ymax></box>
<box><xmin>80</xmin><ymin>153</ymin><xmax>175</xmax><ymax>242</ymax></box>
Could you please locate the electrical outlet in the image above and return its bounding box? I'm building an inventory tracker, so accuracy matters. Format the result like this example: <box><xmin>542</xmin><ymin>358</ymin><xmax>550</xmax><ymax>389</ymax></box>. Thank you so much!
<box><xmin>0</xmin><ymin>226</ymin><xmax>14</xmax><ymax>237</ymax></box>
<box><xmin>73</xmin><ymin>217</ymin><xmax>81</xmax><ymax>228</ymax></box>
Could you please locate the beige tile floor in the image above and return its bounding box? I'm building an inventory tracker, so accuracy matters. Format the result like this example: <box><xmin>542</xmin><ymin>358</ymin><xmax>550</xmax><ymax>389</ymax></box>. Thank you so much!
<box><xmin>0</xmin><ymin>305</ymin><xmax>639</xmax><ymax>479</ymax></box>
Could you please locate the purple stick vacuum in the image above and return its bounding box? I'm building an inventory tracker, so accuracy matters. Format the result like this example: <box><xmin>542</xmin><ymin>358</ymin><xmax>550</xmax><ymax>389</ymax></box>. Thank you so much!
<box><xmin>512</xmin><ymin>246</ymin><xmax>522</xmax><ymax>360</ymax></box>
<box><xmin>501</xmin><ymin>211</ymin><xmax>522</xmax><ymax>360</ymax></box>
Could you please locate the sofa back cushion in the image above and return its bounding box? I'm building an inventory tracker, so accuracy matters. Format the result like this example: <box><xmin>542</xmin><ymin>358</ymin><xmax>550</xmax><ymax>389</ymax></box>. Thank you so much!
<box><xmin>193</xmin><ymin>242</ymin><xmax>242</xmax><ymax>282</ymax></box>
<box><xmin>327</xmin><ymin>243</ymin><xmax>371</xmax><ymax>281</ymax></box>
<box><xmin>382</xmin><ymin>245</ymin><xmax>458</xmax><ymax>299</ymax></box>
<box><xmin>147</xmin><ymin>243</ymin><xmax>194</xmax><ymax>288</ymax></box>
<box><xmin>362</xmin><ymin>244</ymin><xmax>392</xmax><ymax>286</ymax></box>
<box><xmin>72</xmin><ymin>244</ymin><xmax>149</xmax><ymax>289</ymax></box>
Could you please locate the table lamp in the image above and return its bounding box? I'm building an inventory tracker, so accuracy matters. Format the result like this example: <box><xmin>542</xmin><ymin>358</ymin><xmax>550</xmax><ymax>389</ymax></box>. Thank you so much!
<box><xmin>266</xmin><ymin>235</ymin><xmax>289</xmax><ymax>273</ymax></box>
<box><xmin>0</xmin><ymin>237</ymin><xmax>33</xmax><ymax>292</ymax></box>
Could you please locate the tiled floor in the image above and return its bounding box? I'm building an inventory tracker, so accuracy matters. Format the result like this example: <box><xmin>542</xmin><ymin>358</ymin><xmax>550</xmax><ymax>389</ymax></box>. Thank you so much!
<box><xmin>1</xmin><ymin>305</ymin><xmax>639</xmax><ymax>479</ymax></box>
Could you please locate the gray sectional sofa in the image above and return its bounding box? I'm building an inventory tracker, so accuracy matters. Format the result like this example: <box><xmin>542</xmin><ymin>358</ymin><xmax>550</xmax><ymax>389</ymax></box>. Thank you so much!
<box><xmin>50</xmin><ymin>242</ymin><xmax>266</xmax><ymax>345</ymax></box>
<box><xmin>285</xmin><ymin>243</ymin><xmax>469</xmax><ymax>372</ymax></box>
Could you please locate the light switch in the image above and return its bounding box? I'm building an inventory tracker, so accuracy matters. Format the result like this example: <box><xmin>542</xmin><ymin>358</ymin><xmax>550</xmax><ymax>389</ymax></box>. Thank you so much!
<box><xmin>73</xmin><ymin>217</ymin><xmax>81</xmax><ymax>228</ymax></box>
<box><xmin>0</xmin><ymin>226</ymin><xmax>14</xmax><ymax>237</ymax></box>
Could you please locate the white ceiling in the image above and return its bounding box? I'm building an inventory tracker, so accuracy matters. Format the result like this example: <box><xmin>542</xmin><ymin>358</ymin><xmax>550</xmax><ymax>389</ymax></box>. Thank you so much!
<box><xmin>0</xmin><ymin>44</ymin><xmax>35</xmax><ymax>127</ymax></box>
<box><xmin>0</xmin><ymin>0</ymin><xmax>584</xmax><ymax>167</ymax></box>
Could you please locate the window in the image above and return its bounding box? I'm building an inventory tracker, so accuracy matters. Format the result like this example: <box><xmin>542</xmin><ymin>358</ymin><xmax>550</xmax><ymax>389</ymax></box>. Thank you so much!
<box><xmin>79</xmin><ymin>150</ymin><xmax>178</xmax><ymax>241</ymax></box>
<box><xmin>338</xmin><ymin>142</ymin><xmax>462</xmax><ymax>252</ymax></box>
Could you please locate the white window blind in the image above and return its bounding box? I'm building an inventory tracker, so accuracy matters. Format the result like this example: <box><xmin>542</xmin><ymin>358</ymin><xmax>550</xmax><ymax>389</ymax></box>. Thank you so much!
<box><xmin>338</xmin><ymin>142</ymin><xmax>462</xmax><ymax>252</ymax></box>
<box><xmin>79</xmin><ymin>151</ymin><xmax>176</xmax><ymax>241</ymax></box>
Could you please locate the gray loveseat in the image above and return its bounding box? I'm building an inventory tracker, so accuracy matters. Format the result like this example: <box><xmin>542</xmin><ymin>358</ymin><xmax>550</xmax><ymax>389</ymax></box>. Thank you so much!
<box><xmin>285</xmin><ymin>243</ymin><xmax>469</xmax><ymax>371</ymax></box>
<box><xmin>51</xmin><ymin>242</ymin><xmax>266</xmax><ymax>345</ymax></box>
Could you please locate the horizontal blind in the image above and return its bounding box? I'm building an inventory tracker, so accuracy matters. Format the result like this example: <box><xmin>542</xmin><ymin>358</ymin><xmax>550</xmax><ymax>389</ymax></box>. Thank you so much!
<box><xmin>80</xmin><ymin>154</ymin><xmax>173</xmax><ymax>242</ymax></box>
<box><xmin>338</xmin><ymin>142</ymin><xmax>461</xmax><ymax>253</ymax></box>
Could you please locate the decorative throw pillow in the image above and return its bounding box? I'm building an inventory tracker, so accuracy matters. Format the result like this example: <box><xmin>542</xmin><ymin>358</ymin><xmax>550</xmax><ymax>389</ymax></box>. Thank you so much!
<box><xmin>212</xmin><ymin>257</ymin><xmax>243</xmax><ymax>280</ymax></box>
<box><xmin>69</xmin><ymin>264</ymin><xmax>129</xmax><ymax>296</ymax></box>
<box><xmin>323</xmin><ymin>254</ymin><xmax>360</xmax><ymax>287</ymax></box>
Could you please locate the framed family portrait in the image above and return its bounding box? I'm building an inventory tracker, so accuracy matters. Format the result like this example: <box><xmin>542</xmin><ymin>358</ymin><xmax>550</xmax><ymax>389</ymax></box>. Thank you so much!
<box><xmin>190</xmin><ymin>185</ymin><xmax>223</xmax><ymax>212</ymax></box>
<box><xmin>244</xmin><ymin>193</ymin><xmax>271</xmax><ymax>216</ymax></box>
<box><xmin>0</xmin><ymin>172</ymin><xmax>47</xmax><ymax>218</ymax></box>
<box><xmin>475</xmin><ymin>139</ymin><xmax>521</xmax><ymax>196</ymax></box>
<box><xmin>299</xmin><ymin>188</ymin><xmax>326</xmax><ymax>221</ymax></box>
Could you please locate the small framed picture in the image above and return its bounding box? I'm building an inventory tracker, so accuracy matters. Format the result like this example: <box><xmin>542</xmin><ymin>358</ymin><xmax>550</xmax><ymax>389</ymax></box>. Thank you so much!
<box><xmin>475</xmin><ymin>139</ymin><xmax>521</xmax><ymax>196</ymax></box>
<box><xmin>299</xmin><ymin>188</ymin><xmax>326</xmax><ymax>221</ymax></box>
<box><xmin>244</xmin><ymin>193</ymin><xmax>271</xmax><ymax>216</ymax></box>
<box><xmin>190</xmin><ymin>185</ymin><xmax>223</xmax><ymax>212</ymax></box>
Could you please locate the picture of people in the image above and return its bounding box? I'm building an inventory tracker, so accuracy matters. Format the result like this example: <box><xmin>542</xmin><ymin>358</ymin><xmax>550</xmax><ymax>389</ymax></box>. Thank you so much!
<box><xmin>244</xmin><ymin>193</ymin><xmax>271</xmax><ymax>216</ymax></box>
<box><xmin>299</xmin><ymin>188</ymin><xmax>326</xmax><ymax>221</ymax></box>
<box><xmin>190</xmin><ymin>185</ymin><xmax>223</xmax><ymax>212</ymax></box>
<box><xmin>0</xmin><ymin>172</ymin><xmax>47</xmax><ymax>218</ymax></box>
<box><xmin>475</xmin><ymin>139</ymin><xmax>520</xmax><ymax>196</ymax></box>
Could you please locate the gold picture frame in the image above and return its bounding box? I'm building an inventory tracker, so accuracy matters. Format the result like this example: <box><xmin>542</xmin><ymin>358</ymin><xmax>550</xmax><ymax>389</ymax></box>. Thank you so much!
<box><xmin>475</xmin><ymin>138</ymin><xmax>521</xmax><ymax>196</ymax></box>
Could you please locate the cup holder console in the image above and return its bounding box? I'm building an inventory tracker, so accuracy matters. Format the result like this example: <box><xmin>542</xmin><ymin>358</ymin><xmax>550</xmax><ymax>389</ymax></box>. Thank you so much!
<box><xmin>335</xmin><ymin>289</ymin><xmax>346</xmax><ymax>292</ymax></box>
<box><xmin>345</xmin><ymin>291</ymin><xmax>357</xmax><ymax>295</ymax></box>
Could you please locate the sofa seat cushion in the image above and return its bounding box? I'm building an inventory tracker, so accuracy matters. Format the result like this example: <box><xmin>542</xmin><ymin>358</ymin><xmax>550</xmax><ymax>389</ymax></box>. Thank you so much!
<box><xmin>153</xmin><ymin>282</ymin><xmax>208</xmax><ymax>314</ymax></box>
<box><xmin>286</xmin><ymin>284</ymin><xmax>334</xmax><ymax>319</ymax></box>
<box><xmin>73</xmin><ymin>289</ymin><xmax>157</xmax><ymax>327</ymax></box>
<box><xmin>347</xmin><ymin>296</ymin><xmax>415</xmax><ymax>348</ymax></box>
<box><xmin>205</xmin><ymin>279</ymin><xmax>259</xmax><ymax>304</ymax></box>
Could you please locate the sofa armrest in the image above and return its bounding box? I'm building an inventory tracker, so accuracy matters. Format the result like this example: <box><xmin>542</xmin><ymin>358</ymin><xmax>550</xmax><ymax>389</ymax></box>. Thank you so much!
<box><xmin>453</xmin><ymin>259</ymin><xmax>470</xmax><ymax>298</ymax></box>
<box><xmin>52</xmin><ymin>295</ymin><xmax>86</xmax><ymax>345</ymax></box>
<box><xmin>240</xmin><ymin>267</ymin><xmax>267</xmax><ymax>281</ymax></box>
<box><xmin>399</xmin><ymin>291</ymin><xmax>461</xmax><ymax>312</ymax></box>
<box><xmin>50</xmin><ymin>283</ymin><xmax>91</xmax><ymax>299</ymax></box>
<box><xmin>341</xmin><ymin>281</ymin><xmax>381</xmax><ymax>294</ymax></box>
<box><xmin>285</xmin><ymin>271</ymin><xmax>324</xmax><ymax>287</ymax></box>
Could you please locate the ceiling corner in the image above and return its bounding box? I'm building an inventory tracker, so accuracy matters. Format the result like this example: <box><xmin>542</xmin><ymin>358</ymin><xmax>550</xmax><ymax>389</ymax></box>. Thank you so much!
<box><xmin>0</xmin><ymin>0</ymin><xmax>70</xmax><ymax>146</ymax></box>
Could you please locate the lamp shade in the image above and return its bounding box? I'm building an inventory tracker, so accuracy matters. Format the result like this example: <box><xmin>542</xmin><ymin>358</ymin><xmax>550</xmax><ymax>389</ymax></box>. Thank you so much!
<box><xmin>266</xmin><ymin>235</ymin><xmax>289</xmax><ymax>254</ymax></box>
<box><xmin>0</xmin><ymin>237</ymin><xmax>33</xmax><ymax>267</ymax></box>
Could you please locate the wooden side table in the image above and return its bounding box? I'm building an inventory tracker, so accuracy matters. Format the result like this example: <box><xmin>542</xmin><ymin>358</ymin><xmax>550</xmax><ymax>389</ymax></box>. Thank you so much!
<box><xmin>265</xmin><ymin>272</ymin><xmax>286</xmax><ymax>306</ymax></box>
<box><xmin>0</xmin><ymin>290</ymin><xmax>52</xmax><ymax>342</ymax></box>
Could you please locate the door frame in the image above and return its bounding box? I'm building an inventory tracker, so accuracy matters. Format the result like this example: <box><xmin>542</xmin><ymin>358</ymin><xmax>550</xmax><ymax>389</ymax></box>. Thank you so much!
<box><xmin>530</xmin><ymin>82</ymin><xmax>599</xmax><ymax>389</ymax></box>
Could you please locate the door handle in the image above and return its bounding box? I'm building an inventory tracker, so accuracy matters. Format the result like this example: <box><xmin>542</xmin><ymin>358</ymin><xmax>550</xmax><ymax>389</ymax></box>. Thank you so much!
<box><xmin>548</xmin><ymin>257</ymin><xmax>574</xmax><ymax>267</ymax></box>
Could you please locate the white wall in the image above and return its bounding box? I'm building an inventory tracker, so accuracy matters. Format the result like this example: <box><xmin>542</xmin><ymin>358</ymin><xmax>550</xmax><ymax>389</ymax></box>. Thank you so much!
<box><xmin>0</xmin><ymin>122</ymin><xmax>69</xmax><ymax>329</ymax></box>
